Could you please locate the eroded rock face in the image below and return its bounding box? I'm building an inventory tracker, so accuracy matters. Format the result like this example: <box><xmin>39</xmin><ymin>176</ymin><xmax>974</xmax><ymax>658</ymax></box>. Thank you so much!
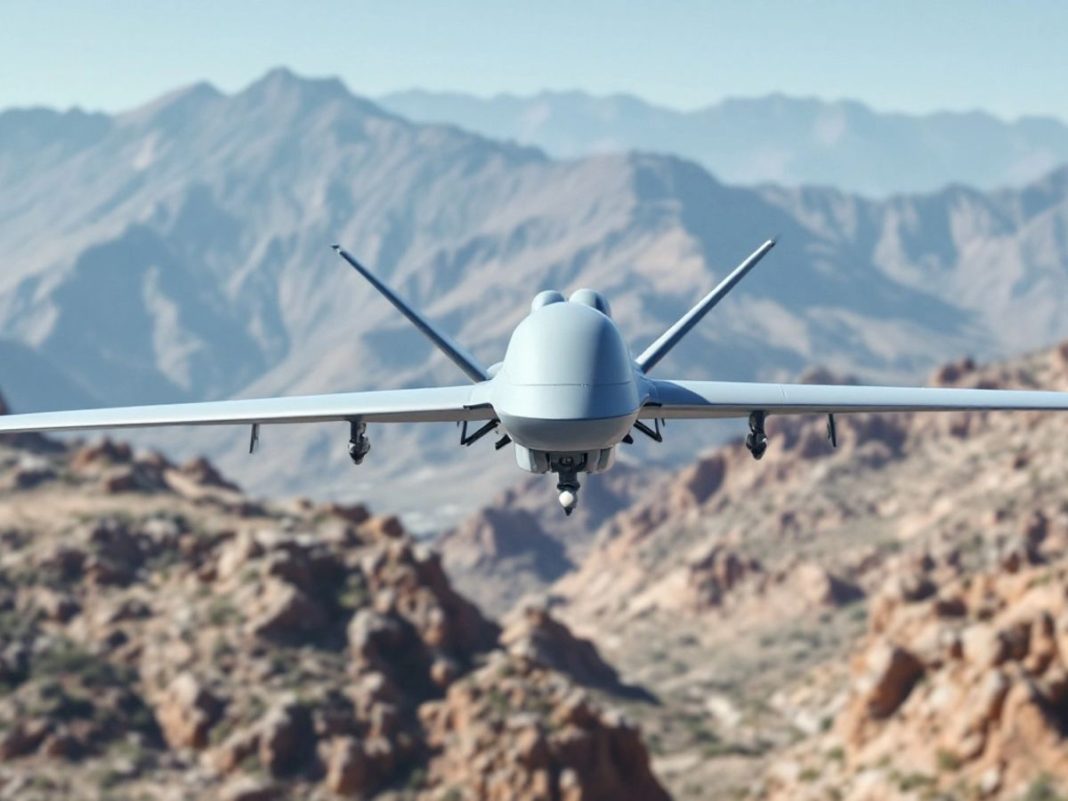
<box><xmin>769</xmin><ymin>551</ymin><xmax>1068</xmax><ymax>801</ymax></box>
<box><xmin>419</xmin><ymin>654</ymin><xmax>670</xmax><ymax>801</ymax></box>
<box><xmin>501</xmin><ymin>605</ymin><xmax>628</xmax><ymax>692</ymax></box>
<box><xmin>851</xmin><ymin>642</ymin><xmax>924</xmax><ymax>719</ymax></box>
<box><xmin>789</xmin><ymin>562</ymin><xmax>864</xmax><ymax>608</ymax></box>
<box><xmin>324</xmin><ymin>735</ymin><xmax>369</xmax><ymax>796</ymax></box>
<box><xmin>257</xmin><ymin>701</ymin><xmax>314</xmax><ymax>777</ymax></box>
<box><xmin>439</xmin><ymin>464</ymin><xmax>655</xmax><ymax>617</ymax></box>
<box><xmin>685</xmin><ymin>544</ymin><xmax>763</xmax><ymax>609</ymax></box>
<box><xmin>156</xmin><ymin>672</ymin><xmax>224</xmax><ymax>749</ymax></box>
<box><xmin>179</xmin><ymin>456</ymin><xmax>241</xmax><ymax>492</ymax></box>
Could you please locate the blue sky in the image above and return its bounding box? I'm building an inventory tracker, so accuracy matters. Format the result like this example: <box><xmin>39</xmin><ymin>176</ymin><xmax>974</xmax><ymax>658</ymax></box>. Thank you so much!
<box><xmin>2</xmin><ymin>0</ymin><xmax>1065</xmax><ymax>119</ymax></box>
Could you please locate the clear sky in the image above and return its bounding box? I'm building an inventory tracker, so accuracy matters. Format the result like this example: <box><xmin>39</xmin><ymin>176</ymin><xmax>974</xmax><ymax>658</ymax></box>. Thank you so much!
<box><xmin>2</xmin><ymin>0</ymin><xmax>1066</xmax><ymax>120</ymax></box>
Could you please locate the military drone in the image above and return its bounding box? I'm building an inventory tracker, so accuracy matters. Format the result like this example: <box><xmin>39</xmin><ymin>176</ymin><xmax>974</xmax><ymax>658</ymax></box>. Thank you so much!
<box><xmin>5</xmin><ymin>240</ymin><xmax>1068</xmax><ymax>515</ymax></box>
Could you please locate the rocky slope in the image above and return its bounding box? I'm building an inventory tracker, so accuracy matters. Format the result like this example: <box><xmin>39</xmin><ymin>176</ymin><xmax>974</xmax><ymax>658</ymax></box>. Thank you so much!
<box><xmin>542</xmin><ymin>345</ymin><xmax>1068</xmax><ymax>800</ymax></box>
<box><xmin>6</xmin><ymin>69</ymin><xmax>1068</xmax><ymax>525</ymax></box>
<box><xmin>436</xmin><ymin>462</ymin><xmax>656</xmax><ymax>616</ymax></box>
<box><xmin>0</xmin><ymin>392</ymin><xmax>667</xmax><ymax>800</ymax></box>
<box><xmin>765</xmin><ymin>535</ymin><xmax>1068</xmax><ymax>801</ymax></box>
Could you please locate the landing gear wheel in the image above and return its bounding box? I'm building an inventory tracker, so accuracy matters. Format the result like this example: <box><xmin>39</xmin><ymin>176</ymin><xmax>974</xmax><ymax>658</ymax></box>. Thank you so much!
<box><xmin>746</xmin><ymin>411</ymin><xmax>768</xmax><ymax>461</ymax></box>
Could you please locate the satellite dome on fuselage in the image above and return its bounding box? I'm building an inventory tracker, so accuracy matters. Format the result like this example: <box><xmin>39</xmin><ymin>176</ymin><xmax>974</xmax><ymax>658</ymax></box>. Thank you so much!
<box><xmin>531</xmin><ymin>290</ymin><xmax>566</xmax><ymax>312</ymax></box>
<box><xmin>502</xmin><ymin>295</ymin><xmax>632</xmax><ymax>386</ymax></box>
<box><xmin>568</xmin><ymin>288</ymin><xmax>612</xmax><ymax>318</ymax></box>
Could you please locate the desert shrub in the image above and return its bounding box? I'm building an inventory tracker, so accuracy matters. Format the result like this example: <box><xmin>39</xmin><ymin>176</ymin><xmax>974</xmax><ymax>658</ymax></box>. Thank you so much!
<box><xmin>1022</xmin><ymin>775</ymin><xmax>1067</xmax><ymax>801</ymax></box>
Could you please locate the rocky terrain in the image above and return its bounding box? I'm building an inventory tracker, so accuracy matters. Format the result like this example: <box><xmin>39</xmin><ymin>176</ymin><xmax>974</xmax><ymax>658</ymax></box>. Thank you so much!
<box><xmin>5</xmin><ymin>346</ymin><xmax>1068</xmax><ymax>800</ymax></box>
<box><xmin>508</xmin><ymin>345</ymin><xmax>1068</xmax><ymax>800</ymax></box>
<box><xmin>437</xmin><ymin>463</ymin><xmax>657</xmax><ymax>616</ymax></box>
<box><xmin>765</xmin><ymin>533</ymin><xmax>1068</xmax><ymax>801</ymax></box>
<box><xmin>0</xmin><ymin>391</ymin><xmax>668</xmax><ymax>800</ymax></box>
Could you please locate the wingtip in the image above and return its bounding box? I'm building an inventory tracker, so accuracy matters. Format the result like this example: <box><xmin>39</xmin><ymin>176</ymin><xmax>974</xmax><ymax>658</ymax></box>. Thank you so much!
<box><xmin>331</xmin><ymin>243</ymin><xmax>341</xmax><ymax>252</ymax></box>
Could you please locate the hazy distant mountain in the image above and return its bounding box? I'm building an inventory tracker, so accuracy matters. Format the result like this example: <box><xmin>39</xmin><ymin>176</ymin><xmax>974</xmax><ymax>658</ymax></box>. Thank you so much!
<box><xmin>0</xmin><ymin>338</ymin><xmax>100</xmax><ymax>413</ymax></box>
<box><xmin>378</xmin><ymin>90</ymin><xmax>1068</xmax><ymax>196</ymax></box>
<box><xmin>2</xmin><ymin>68</ymin><xmax>1068</xmax><ymax>526</ymax></box>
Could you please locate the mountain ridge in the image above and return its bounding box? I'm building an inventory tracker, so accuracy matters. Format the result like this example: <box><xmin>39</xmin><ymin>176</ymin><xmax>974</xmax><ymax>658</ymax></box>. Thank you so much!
<box><xmin>378</xmin><ymin>88</ymin><xmax>1068</xmax><ymax>196</ymax></box>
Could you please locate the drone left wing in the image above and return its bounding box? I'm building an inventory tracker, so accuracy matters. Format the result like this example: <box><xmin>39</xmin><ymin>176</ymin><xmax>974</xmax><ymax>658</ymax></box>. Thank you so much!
<box><xmin>0</xmin><ymin>385</ymin><xmax>493</xmax><ymax>435</ymax></box>
<box><xmin>644</xmin><ymin>379</ymin><xmax>1068</xmax><ymax>418</ymax></box>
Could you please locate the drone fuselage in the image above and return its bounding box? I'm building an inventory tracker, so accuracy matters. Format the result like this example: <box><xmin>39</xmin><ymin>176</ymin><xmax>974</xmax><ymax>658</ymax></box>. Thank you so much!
<box><xmin>489</xmin><ymin>294</ymin><xmax>648</xmax><ymax>475</ymax></box>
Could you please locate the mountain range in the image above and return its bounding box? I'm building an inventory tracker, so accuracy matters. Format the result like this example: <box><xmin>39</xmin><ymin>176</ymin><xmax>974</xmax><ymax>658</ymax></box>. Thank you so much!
<box><xmin>378</xmin><ymin>89</ymin><xmax>1068</xmax><ymax>196</ymax></box>
<box><xmin>2</xmin><ymin>68</ymin><xmax>1068</xmax><ymax>525</ymax></box>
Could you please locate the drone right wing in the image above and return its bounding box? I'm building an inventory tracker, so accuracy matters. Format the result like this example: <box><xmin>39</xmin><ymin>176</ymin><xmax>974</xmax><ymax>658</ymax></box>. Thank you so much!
<box><xmin>643</xmin><ymin>379</ymin><xmax>1068</xmax><ymax>419</ymax></box>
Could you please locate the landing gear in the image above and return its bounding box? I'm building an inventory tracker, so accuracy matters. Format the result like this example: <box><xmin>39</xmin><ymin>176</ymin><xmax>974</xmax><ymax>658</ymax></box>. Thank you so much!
<box><xmin>348</xmin><ymin>421</ymin><xmax>371</xmax><ymax>465</ymax></box>
<box><xmin>554</xmin><ymin>456</ymin><xmax>582</xmax><ymax>516</ymax></box>
<box><xmin>746</xmin><ymin>411</ymin><xmax>768</xmax><ymax>460</ymax></box>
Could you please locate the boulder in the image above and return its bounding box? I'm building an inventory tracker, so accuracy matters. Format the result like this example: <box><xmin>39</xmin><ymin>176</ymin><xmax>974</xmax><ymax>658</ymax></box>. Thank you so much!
<box><xmin>156</xmin><ymin>673</ymin><xmax>224</xmax><ymax>749</ymax></box>
<box><xmin>36</xmin><ymin>589</ymin><xmax>81</xmax><ymax>623</ymax></box>
<box><xmin>248</xmin><ymin>580</ymin><xmax>327</xmax><ymax>641</ymax></box>
<box><xmin>793</xmin><ymin>562</ymin><xmax>863</xmax><ymax>607</ymax></box>
<box><xmin>0</xmin><ymin>719</ymin><xmax>52</xmax><ymax>759</ymax></box>
<box><xmin>683</xmin><ymin>545</ymin><xmax>762</xmax><ymax>609</ymax></box>
<box><xmin>101</xmin><ymin>463</ymin><xmax>169</xmax><ymax>494</ymax></box>
<box><xmin>856</xmin><ymin>642</ymin><xmax>924</xmax><ymax>718</ymax></box>
<box><xmin>501</xmin><ymin>606</ymin><xmax>626</xmax><ymax>692</ymax></box>
<box><xmin>179</xmin><ymin>457</ymin><xmax>241</xmax><ymax>491</ymax></box>
<box><xmin>216</xmin><ymin>530</ymin><xmax>265</xmax><ymax>580</ymax></box>
<box><xmin>674</xmin><ymin>454</ymin><xmax>727</xmax><ymax>505</ymax></box>
<box><xmin>211</xmin><ymin>727</ymin><xmax>260</xmax><ymax>774</ymax></box>
<box><xmin>70</xmin><ymin>439</ymin><xmax>133</xmax><ymax>470</ymax></box>
<box><xmin>258</xmin><ymin>701</ymin><xmax>314</xmax><ymax>777</ymax></box>
<box><xmin>38</xmin><ymin>731</ymin><xmax>82</xmax><ymax>760</ymax></box>
<box><xmin>420</xmin><ymin>658</ymin><xmax>669</xmax><ymax>801</ymax></box>
<box><xmin>325</xmin><ymin>736</ymin><xmax>370</xmax><ymax>796</ymax></box>
<box><xmin>321</xmin><ymin>502</ymin><xmax>371</xmax><ymax>526</ymax></box>
<box><xmin>348</xmin><ymin>608</ymin><xmax>410</xmax><ymax>670</ymax></box>
<box><xmin>8</xmin><ymin>464</ymin><xmax>57</xmax><ymax>489</ymax></box>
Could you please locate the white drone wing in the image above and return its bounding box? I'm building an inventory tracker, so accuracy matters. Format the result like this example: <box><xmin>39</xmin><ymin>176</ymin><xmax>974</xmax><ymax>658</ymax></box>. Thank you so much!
<box><xmin>634</xmin><ymin>240</ymin><xmax>1068</xmax><ymax>420</ymax></box>
<box><xmin>0</xmin><ymin>247</ymin><xmax>503</xmax><ymax>439</ymax></box>
<box><xmin>644</xmin><ymin>379</ymin><xmax>1068</xmax><ymax>419</ymax></box>
<box><xmin>0</xmin><ymin>385</ymin><xmax>494</xmax><ymax>435</ymax></box>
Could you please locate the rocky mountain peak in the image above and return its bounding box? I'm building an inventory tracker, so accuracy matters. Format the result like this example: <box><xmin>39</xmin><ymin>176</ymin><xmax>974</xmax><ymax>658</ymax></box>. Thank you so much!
<box><xmin>239</xmin><ymin>66</ymin><xmax>353</xmax><ymax>108</ymax></box>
